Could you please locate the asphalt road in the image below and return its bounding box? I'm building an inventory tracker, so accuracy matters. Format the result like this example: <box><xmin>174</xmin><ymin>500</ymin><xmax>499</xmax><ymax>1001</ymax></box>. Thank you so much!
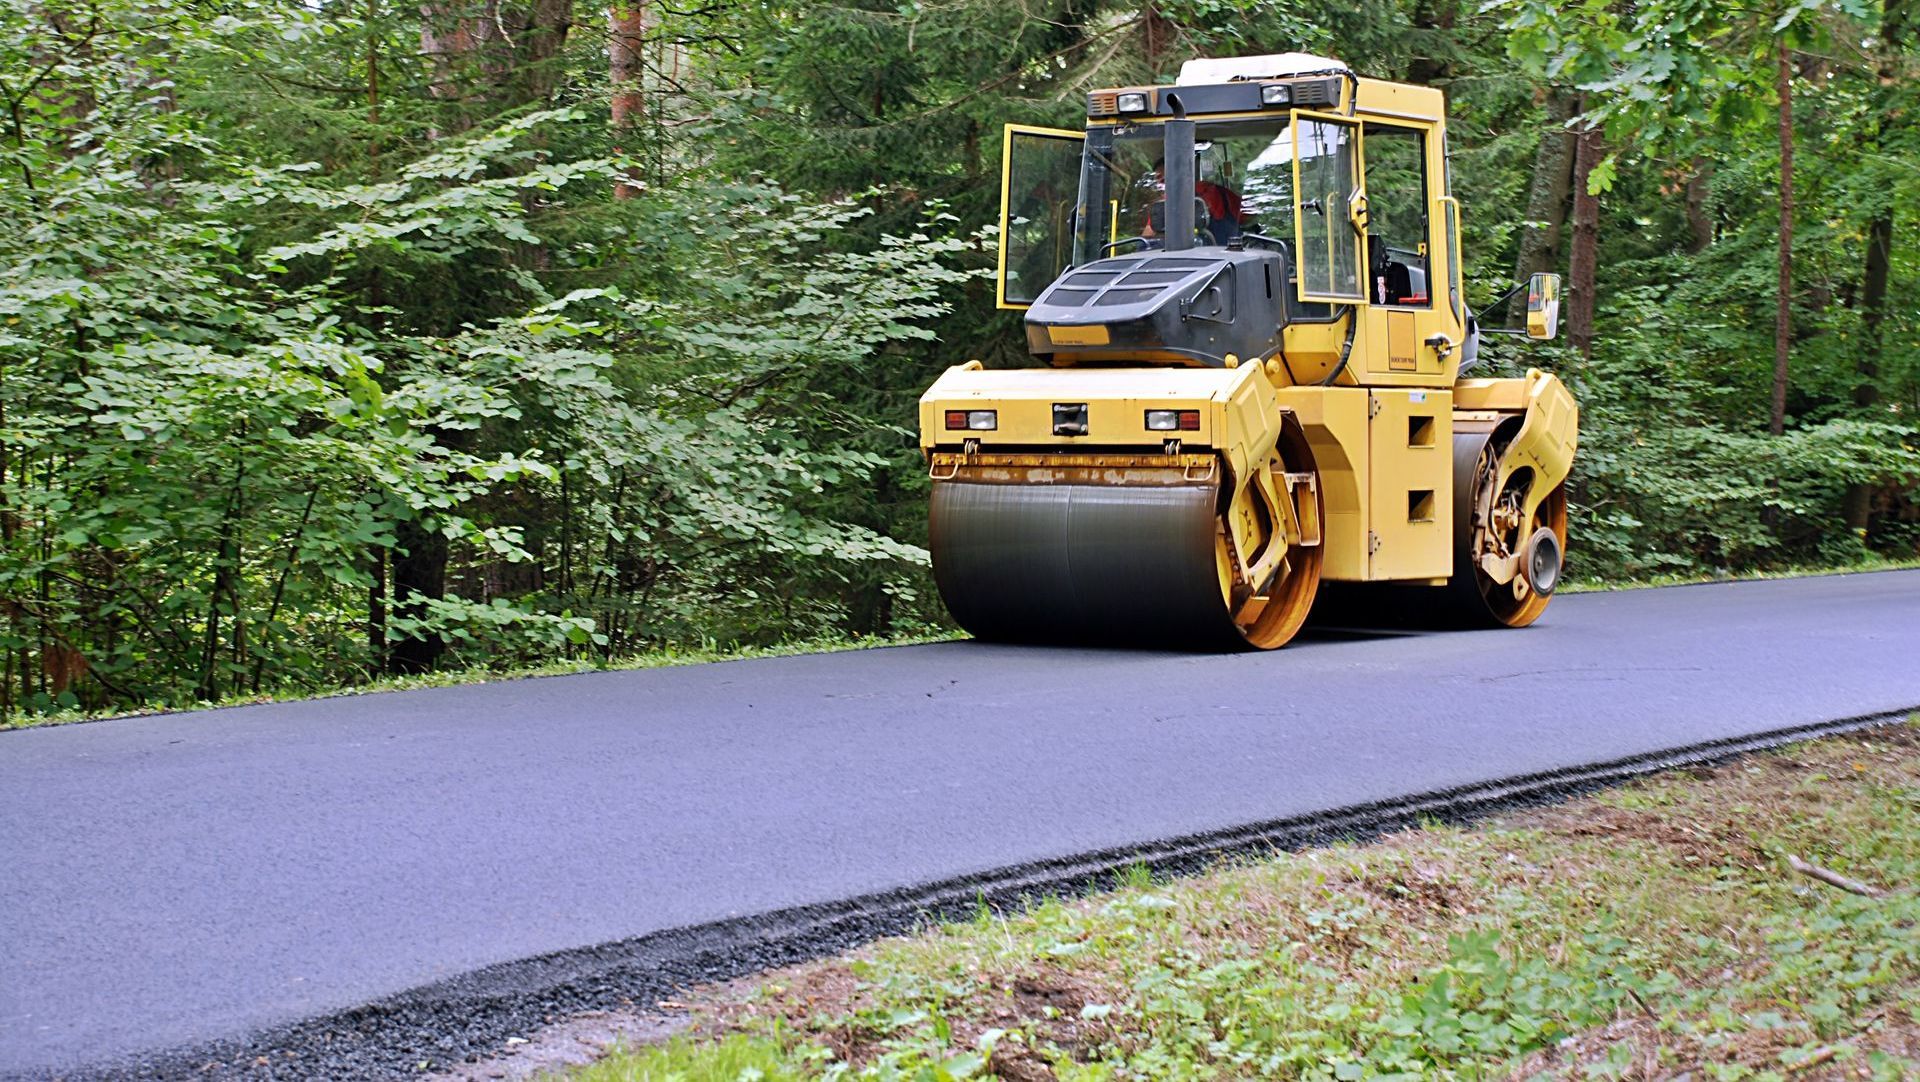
<box><xmin>4</xmin><ymin>572</ymin><xmax>1919</xmax><ymax>1078</ymax></box>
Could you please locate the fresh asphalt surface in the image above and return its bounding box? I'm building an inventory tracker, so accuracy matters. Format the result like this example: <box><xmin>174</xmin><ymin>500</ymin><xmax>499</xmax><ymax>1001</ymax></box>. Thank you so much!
<box><xmin>4</xmin><ymin>572</ymin><xmax>1919</xmax><ymax>1078</ymax></box>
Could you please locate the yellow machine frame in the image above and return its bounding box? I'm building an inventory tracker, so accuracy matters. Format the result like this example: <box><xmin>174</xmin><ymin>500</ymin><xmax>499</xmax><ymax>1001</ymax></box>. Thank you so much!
<box><xmin>923</xmin><ymin>62</ymin><xmax>1579</xmax><ymax>645</ymax></box>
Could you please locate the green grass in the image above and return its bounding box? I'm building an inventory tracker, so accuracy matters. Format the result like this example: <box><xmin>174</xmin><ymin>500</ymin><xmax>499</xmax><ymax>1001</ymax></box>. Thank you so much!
<box><xmin>570</xmin><ymin>1035</ymin><xmax>812</xmax><ymax>1082</ymax></box>
<box><xmin>1</xmin><ymin>629</ymin><xmax>965</xmax><ymax>731</ymax></box>
<box><xmin>557</xmin><ymin>718</ymin><xmax>1920</xmax><ymax>1081</ymax></box>
<box><xmin>14</xmin><ymin>556</ymin><xmax>1918</xmax><ymax>731</ymax></box>
<box><xmin>1561</xmin><ymin>553</ymin><xmax>1920</xmax><ymax>594</ymax></box>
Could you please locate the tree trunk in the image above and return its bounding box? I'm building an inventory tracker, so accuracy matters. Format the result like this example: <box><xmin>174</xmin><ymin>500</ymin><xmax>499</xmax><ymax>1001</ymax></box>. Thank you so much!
<box><xmin>1845</xmin><ymin>0</ymin><xmax>1910</xmax><ymax>529</ymax></box>
<box><xmin>521</xmin><ymin>0</ymin><xmax>573</xmax><ymax>102</ymax></box>
<box><xmin>418</xmin><ymin>0</ymin><xmax>508</xmax><ymax>136</ymax></box>
<box><xmin>422</xmin><ymin>0</ymin><xmax>569</xmax><ymax>111</ymax></box>
<box><xmin>1141</xmin><ymin>4</ymin><xmax>1179</xmax><ymax>79</ymax></box>
<box><xmin>44</xmin><ymin>8</ymin><xmax>99</xmax><ymax>150</ymax></box>
<box><xmin>1683</xmin><ymin>158</ymin><xmax>1714</xmax><ymax>253</ymax></box>
<box><xmin>1567</xmin><ymin>103</ymin><xmax>1603</xmax><ymax>359</ymax></box>
<box><xmin>1405</xmin><ymin>0</ymin><xmax>1458</xmax><ymax>86</ymax></box>
<box><xmin>197</xmin><ymin>461</ymin><xmax>247</xmax><ymax>701</ymax></box>
<box><xmin>367</xmin><ymin>0</ymin><xmax>381</xmax><ymax>172</ymax></box>
<box><xmin>419</xmin><ymin>0</ymin><xmax>480</xmax><ymax>105</ymax></box>
<box><xmin>1771</xmin><ymin>43</ymin><xmax>1793</xmax><ymax>437</ymax></box>
<box><xmin>1842</xmin><ymin>209</ymin><xmax>1891</xmax><ymax>529</ymax></box>
<box><xmin>368</xmin><ymin>546</ymin><xmax>387</xmax><ymax>671</ymax></box>
<box><xmin>1511</xmin><ymin>89</ymin><xmax>1578</xmax><ymax>324</ymax></box>
<box><xmin>1857</xmin><ymin>213</ymin><xmax>1892</xmax><ymax>385</ymax></box>
<box><xmin>609</xmin><ymin>0</ymin><xmax>651</xmax><ymax>198</ymax></box>
<box><xmin>387</xmin><ymin>518</ymin><xmax>447</xmax><ymax>674</ymax></box>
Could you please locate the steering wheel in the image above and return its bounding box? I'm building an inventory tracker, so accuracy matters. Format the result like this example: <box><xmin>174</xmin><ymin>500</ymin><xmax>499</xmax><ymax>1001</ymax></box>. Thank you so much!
<box><xmin>1101</xmin><ymin>236</ymin><xmax>1155</xmax><ymax>256</ymax></box>
<box><xmin>1145</xmin><ymin>197</ymin><xmax>1214</xmax><ymax>247</ymax></box>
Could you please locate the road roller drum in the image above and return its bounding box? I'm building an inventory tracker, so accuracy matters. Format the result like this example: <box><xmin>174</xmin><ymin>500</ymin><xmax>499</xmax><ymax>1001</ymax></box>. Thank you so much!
<box><xmin>930</xmin><ymin>481</ymin><xmax>1232</xmax><ymax>646</ymax></box>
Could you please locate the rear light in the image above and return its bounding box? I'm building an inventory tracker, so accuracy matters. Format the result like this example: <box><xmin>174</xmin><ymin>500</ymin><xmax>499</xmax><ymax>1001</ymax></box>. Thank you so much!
<box><xmin>944</xmin><ymin>409</ymin><xmax>996</xmax><ymax>431</ymax></box>
<box><xmin>1145</xmin><ymin>409</ymin><xmax>1201</xmax><ymax>432</ymax></box>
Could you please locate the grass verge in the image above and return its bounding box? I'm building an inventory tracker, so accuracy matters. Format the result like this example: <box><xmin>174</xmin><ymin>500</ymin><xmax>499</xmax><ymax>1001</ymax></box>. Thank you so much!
<box><xmin>1561</xmin><ymin>554</ymin><xmax>1920</xmax><ymax>594</ymax></box>
<box><xmin>560</xmin><ymin>719</ymin><xmax>1920</xmax><ymax>1081</ymax></box>
<box><xmin>1</xmin><ymin>629</ymin><xmax>965</xmax><ymax>731</ymax></box>
<box><xmin>15</xmin><ymin>560</ymin><xmax>1917</xmax><ymax>731</ymax></box>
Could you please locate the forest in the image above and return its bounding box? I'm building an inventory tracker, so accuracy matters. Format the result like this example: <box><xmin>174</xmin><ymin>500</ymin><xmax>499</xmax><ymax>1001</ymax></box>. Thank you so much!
<box><xmin>2</xmin><ymin>0</ymin><xmax>1916</xmax><ymax>716</ymax></box>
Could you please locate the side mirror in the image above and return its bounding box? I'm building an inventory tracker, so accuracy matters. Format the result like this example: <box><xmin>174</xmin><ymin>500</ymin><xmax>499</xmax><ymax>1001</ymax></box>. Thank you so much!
<box><xmin>1526</xmin><ymin>272</ymin><xmax>1562</xmax><ymax>340</ymax></box>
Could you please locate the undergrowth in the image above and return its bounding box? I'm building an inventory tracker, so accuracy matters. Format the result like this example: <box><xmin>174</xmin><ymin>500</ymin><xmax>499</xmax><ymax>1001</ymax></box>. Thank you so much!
<box><xmin>2</xmin><ymin>629</ymin><xmax>963</xmax><ymax>731</ymax></box>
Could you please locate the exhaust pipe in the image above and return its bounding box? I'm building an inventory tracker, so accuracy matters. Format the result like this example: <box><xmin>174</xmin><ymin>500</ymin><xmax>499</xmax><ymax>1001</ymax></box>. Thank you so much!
<box><xmin>1162</xmin><ymin>93</ymin><xmax>1195</xmax><ymax>251</ymax></box>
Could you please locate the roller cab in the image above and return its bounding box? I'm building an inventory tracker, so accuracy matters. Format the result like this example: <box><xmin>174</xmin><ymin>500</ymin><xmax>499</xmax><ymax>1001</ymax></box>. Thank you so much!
<box><xmin>921</xmin><ymin>53</ymin><xmax>1580</xmax><ymax>649</ymax></box>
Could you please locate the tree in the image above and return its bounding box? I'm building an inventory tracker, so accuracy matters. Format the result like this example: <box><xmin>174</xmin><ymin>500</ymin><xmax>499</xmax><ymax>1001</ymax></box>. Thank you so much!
<box><xmin>1568</xmin><ymin>105</ymin><xmax>1604</xmax><ymax>359</ymax></box>
<box><xmin>609</xmin><ymin>0</ymin><xmax>649</xmax><ymax>197</ymax></box>
<box><xmin>1845</xmin><ymin>0</ymin><xmax>1915</xmax><ymax>528</ymax></box>
<box><xmin>1772</xmin><ymin>40</ymin><xmax>1794</xmax><ymax>436</ymax></box>
<box><xmin>1510</xmin><ymin>90</ymin><xmax>1578</xmax><ymax>325</ymax></box>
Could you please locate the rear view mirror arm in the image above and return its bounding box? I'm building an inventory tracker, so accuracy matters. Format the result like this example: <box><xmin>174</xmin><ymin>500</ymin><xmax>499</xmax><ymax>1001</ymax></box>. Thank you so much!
<box><xmin>1472</xmin><ymin>280</ymin><xmax>1527</xmax><ymax>325</ymax></box>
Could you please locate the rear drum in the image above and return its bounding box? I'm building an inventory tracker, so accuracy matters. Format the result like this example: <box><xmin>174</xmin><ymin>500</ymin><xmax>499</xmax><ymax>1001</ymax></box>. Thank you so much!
<box><xmin>1446</xmin><ymin>426</ymin><xmax>1568</xmax><ymax>628</ymax></box>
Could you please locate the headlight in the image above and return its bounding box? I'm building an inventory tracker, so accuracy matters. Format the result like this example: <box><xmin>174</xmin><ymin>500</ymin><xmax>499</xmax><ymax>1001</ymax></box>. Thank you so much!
<box><xmin>1145</xmin><ymin>409</ymin><xmax>1201</xmax><ymax>432</ymax></box>
<box><xmin>1116</xmin><ymin>92</ymin><xmax>1149</xmax><ymax>114</ymax></box>
<box><xmin>944</xmin><ymin>409</ymin><xmax>997</xmax><ymax>431</ymax></box>
<box><xmin>1261</xmin><ymin>83</ymin><xmax>1291</xmax><ymax>105</ymax></box>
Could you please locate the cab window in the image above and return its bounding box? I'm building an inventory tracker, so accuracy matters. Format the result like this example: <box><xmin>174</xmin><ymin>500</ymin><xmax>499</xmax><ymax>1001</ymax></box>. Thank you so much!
<box><xmin>1073</xmin><ymin>119</ymin><xmax>1303</xmax><ymax>270</ymax></box>
<box><xmin>1360</xmin><ymin>124</ymin><xmax>1431</xmax><ymax>308</ymax></box>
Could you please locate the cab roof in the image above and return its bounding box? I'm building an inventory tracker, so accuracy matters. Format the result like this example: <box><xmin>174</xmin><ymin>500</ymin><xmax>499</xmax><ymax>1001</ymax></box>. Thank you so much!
<box><xmin>1175</xmin><ymin>53</ymin><xmax>1351</xmax><ymax>84</ymax></box>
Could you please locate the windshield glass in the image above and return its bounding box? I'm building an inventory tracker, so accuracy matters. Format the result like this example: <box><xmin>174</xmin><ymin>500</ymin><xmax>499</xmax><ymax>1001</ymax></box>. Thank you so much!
<box><xmin>1072</xmin><ymin>117</ymin><xmax>1299</xmax><ymax>266</ymax></box>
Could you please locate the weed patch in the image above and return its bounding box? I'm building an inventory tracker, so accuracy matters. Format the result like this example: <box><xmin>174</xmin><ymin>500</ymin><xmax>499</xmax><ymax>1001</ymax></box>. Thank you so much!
<box><xmin>550</xmin><ymin>719</ymin><xmax>1919</xmax><ymax>1080</ymax></box>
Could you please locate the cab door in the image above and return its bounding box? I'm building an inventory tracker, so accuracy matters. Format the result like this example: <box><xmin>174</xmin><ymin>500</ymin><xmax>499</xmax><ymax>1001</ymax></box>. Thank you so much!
<box><xmin>1289</xmin><ymin>111</ymin><xmax>1366</xmax><ymax>305</ymax></box>
<box><xmin>998</xmin><ymin>125</ymin><xmax>1084</xmax><ymax>309</ymax></box>
<box><xmin>1356</xmin><ymin>120</ymin><xmax>1448</xmax><ymax>383</ymax></box>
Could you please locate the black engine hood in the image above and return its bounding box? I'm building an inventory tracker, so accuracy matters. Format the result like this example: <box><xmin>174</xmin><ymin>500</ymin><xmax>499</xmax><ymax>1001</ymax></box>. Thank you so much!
<box><xmin>1023</xmin><ymin>246</ymin><xmax>1289</xmax><ymax>367</ymax></box>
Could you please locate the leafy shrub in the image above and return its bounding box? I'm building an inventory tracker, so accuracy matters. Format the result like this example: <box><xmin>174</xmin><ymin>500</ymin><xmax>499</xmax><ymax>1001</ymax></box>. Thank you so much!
<box><xmin>1</xmin><ymin>88</ymin><xmax>967</xmax><ymax>712</ymax></box>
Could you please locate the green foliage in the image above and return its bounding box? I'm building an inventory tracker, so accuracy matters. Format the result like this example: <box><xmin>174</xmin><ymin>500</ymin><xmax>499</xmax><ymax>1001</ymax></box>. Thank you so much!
<box><xmin>1545</xmin><ymin>247</ymin><xmax>1920</xmax><ymax>578</ymax></box>
<box><xmin>3</xmin><ymin>0</ymin><xmax>1918</xmax><ymax>715</ymax></box>
<box><xmin>0</xmin><ymin>0</ymin><xmax>967</xmax><ymax>714</ymax></box>
<box><xmin>1472</xmin><ymin>0</ymin><xmax>1920</xmax><ymax>578</ymax></box>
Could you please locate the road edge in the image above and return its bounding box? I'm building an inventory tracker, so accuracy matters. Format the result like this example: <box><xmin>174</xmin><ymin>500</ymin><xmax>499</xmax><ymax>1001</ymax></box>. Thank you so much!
<box><xmin>14</xmin><ymin>566</ymin><xmax>1917</xmax><ymax>733</ymax></box>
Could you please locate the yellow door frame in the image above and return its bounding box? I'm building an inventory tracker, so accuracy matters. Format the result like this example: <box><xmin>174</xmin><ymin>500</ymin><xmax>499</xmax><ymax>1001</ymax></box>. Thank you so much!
<box><xmin>1289</xmin><ymin>108</ymin><xmax>1367</xmax><ymax>306</ymax></box>
<box><xmin>1352</xmin><ymin>116</ymin><xmax>1437</xmax><ymax>311</ymax></box>
<box><xmin>1353</xmin><ymin>116</ymin><xmax>1461</xmax><ymax>385</ymax></box>
<box><xmin>998</xmin><ymin>123</ymin><xmax>1085</xmax><ymax>311</ymax></box>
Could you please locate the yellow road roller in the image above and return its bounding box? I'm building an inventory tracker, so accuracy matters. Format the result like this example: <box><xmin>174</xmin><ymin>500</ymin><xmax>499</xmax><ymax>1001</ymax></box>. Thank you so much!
<box><xmin>918</xmin><ymin>53</ymin><xmax>1579</xmax><ymax>648</ymax></box>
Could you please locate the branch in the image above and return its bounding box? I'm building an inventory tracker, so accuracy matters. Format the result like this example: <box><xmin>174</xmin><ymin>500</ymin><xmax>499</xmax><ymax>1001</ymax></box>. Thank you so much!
<box><xmin>1786</xmin><ymin>854</ymin><xmax>1885</xmax><ymax>898</ymax></box>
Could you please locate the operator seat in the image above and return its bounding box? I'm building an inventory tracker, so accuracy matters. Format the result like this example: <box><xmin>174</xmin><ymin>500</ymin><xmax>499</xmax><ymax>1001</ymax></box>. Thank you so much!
<box><xmin>1369</xmin><ymin>234</ymin><xmax>1414</xmax><ymax>306</ymax></box>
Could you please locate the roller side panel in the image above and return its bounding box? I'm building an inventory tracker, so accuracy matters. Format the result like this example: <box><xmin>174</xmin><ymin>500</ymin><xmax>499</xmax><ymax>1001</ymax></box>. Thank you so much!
<box><xmin>1273</xmin><ymin>386</ymin><xmax>1370</xmax><ymax>581</ymax></box>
